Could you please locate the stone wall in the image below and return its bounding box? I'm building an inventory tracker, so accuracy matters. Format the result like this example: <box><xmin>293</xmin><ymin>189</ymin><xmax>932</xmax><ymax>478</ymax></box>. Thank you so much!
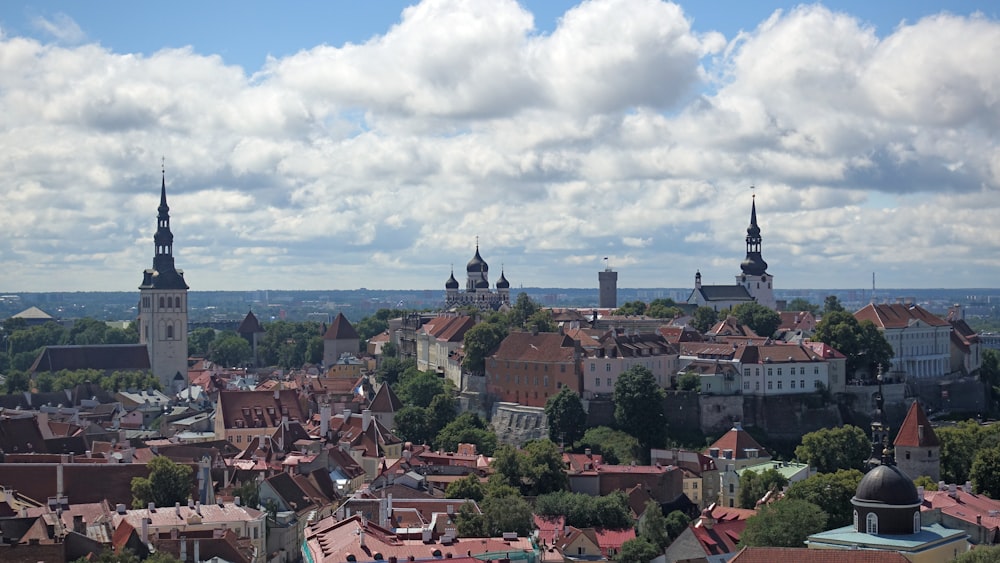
<box><xmin>490</xmin><ymin>402</ymin><xmax>549</xmax><ymax>447</ymax></box>
<box><xmin>699</xmin><ymin>395</ymin><xmax>744</xmax><ymax>434</ymax></box>
<box><xmin>742</xmin><ymin>395</ymin><xmax>843</xmax><ymax>440</ymax></box>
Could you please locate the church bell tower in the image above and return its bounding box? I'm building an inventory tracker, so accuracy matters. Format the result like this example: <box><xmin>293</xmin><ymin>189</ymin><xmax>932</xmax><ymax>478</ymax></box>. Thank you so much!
<box><xmin>138</xmin><ymin>168</ymin><xmax>189</xmax><ymax>392</ymax></box>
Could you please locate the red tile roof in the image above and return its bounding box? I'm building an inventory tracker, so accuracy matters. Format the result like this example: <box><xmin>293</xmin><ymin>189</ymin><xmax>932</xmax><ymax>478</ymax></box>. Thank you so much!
<box><xmin>368</xmin><ymin>383</ymin><xmax>404</xmax><ymax>413</ymax></box>
<box><xmin>216</xmin><ymin>389</ymin><xmax>307</xmax><ymax>430</ymax></box>
<box><xmin>894</xmin><ymin>401</ymin><xmax>940</xmax><ymax>448</ymax></box>
<box><xmin>491</xmin><ymin>332</ymin><xmax>580</xmax><ymax>363</ymax></box>
<box><xmin>854</xmin><ymin>303</ymin><xmax>950</xmax><ymax>329</ymax></box>
<box><xmin>922</xmin><ymin>488</ymin><xmax>1000</xmax><ymax>533</ymax></box>
<box><xmin>690</xmin><ymin>519</ymin><xmax>745</xmax><ymax>556</ymax></box>
<box><xmin>420</xmin><ymin>315</ymin><xmax>475</xmax><ymax>343</ymax></box>
<box><xmin>705</xmin><ymin>425</ymin><xmax>768</xmax><ymax>460</ymax></box>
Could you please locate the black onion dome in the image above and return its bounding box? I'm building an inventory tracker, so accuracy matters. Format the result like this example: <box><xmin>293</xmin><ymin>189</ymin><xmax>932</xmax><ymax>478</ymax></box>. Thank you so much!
<box><xmin>740</xmin><ymin>255</ymin><xmax>768</xmax><ymax>276</ymax></box>
<box><xmin>496</xmin><ymin>271</ymin><xmax>509</xmax><ymax>289</ymax></box>
<box><xmin>475</xmin><ymin>279</ymin><xmax>490</xmax><ymax>289</ymax></box>
<box><xmin>446</xmin><ymin>271</ymin><xmax>459</xmax><ymax>289</ymax></box>
<box><xmin>853</xmin><ymin>465</ymin><xmax>920</xmax><ymax>506</ymax></box>
<box><xmin>467</xmin><ymin>246</ymin><xmax>488</xmax><ymax>273</ymax></box>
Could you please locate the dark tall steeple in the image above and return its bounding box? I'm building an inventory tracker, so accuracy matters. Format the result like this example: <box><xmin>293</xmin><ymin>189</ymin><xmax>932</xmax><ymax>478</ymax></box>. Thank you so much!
<box><xmin>740</xmin><ymin>194</ymin><xmax>769</xmax><ymax>276</ymax></box>
<box><xmin>866</xmin><ymin>365</ymin><xmax>894</xmax><ymax>470</ymax></box>
<box><xmin>140</xmin><ymin>169</ymin><xmax>189</xmax><ymax>290</ymax></box>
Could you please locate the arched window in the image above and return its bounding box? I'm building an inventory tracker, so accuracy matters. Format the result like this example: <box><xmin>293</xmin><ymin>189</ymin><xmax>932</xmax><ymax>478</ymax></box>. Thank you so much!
<box><xmin>159</xmin><ymin>296</ymin><xmax>165</xmax><ymax>309</ymax></box>
<box><xmin>167</xmin><ymin>325</ymin><xmax>174</xmax><ymax>339</ymax></box>
<box><xmin>853</xmin><ymin>510</ymin><xmax>859</xmax><ymax>532</ymax></box>
<box><xmin>166</xmin><ymin>296</ymin><xmax>173</xmax><ymax>309</ymax></box>
<box><xmin>914</xmin><ymin>511</ymin><xmax>921</xmax><ymax>533</ymax></box>
<box><xmin>866</xmin><ymin>512</ymin><xmax>878</xmax><ymax>534</ymax></box>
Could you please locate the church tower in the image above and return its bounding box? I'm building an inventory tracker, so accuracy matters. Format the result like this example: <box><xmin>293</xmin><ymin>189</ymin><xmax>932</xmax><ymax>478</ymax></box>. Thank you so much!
<box><xmin>138</xmin><ymin>170</ymin><xmax>189</xmax><ymax>392</ymax></box>
<box><xmin>736</xmin><ymin>195</ymin><xmax>776</xmax><ymax>309</ymax></box>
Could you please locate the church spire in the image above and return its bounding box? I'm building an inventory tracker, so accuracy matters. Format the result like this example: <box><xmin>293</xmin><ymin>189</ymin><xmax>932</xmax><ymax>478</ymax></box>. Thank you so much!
<box><xmin>866</xmin><ymin>365</ymin><xmax>894</xmax><ymax>470</ymax></box>
<box><xmin>740</xmin><ymin>193</ymin><xmax>768</xmax><ymax>276</ymax></box>
<box><xmin>141</xmin><ymin>164</ymin><xmax>188</xmax><ymax>290</ymax></box>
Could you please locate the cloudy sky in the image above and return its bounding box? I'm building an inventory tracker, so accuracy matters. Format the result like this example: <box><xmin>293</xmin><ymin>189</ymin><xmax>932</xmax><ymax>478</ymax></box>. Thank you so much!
<box><xmin>1</xmin><ymin>1</ymin><xmax>998</xmax><ymax>293</ymax></box>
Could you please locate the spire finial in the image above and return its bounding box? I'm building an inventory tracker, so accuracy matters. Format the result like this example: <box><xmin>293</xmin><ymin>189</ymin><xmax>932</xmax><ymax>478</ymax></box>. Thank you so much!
<box><xmin>476</xmin><ymin>235</ymin><xmax>479</xmax><ymax>250</ymax></box>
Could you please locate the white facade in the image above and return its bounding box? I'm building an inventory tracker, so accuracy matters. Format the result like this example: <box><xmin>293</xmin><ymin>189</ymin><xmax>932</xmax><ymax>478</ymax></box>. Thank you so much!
<box><xmin>882</xmin><ymin>321</ymin><xmax>952</xmax><ymax>379</ymax></box>
<box><xmin>139</xmin><ymin>290</ymin><xmax>189</xmax><ymax>390</ymax></box>
<box><xmin>740</xmin><ymin>360</ymin><xmax>829</xmax><ymax>396</ymax></box>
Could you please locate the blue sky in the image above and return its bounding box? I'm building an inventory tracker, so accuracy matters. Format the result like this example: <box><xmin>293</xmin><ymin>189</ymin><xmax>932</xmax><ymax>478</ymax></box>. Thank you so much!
<box><xmin>1</xmin><ymin>1</ymin><xmax>999</xmax><ymax>292</ymax></box>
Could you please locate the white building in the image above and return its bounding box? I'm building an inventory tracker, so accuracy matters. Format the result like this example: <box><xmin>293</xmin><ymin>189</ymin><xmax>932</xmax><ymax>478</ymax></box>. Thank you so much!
<box><xmin>736</xmin><ymin>343</ymin><xmax>831</xmax><ymax>396</ymax></box>
<box><xmin>582</xmin><ymin>330</ymin><xmax>678</xmax><ymax>398</ymax></box>
<box><xmin>855</xmin><ymin>303</ymin><xmax>952</xmax><ymax>379</ymax></box>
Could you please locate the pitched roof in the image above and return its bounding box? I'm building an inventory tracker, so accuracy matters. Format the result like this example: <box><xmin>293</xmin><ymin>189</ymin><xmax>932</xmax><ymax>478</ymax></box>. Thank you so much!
<box><xmin>491</xmin><ymin>332</ymin><xmax>579</xmax><ymax>363</ymax></box>
<box><xmin>368</xmin><ymin>383</ymin><xmax>404</xmax><ymax>413</ymax></box>
<box><xmin>922</xmin><ymin>488</ymin><xmax>1000</xmax><ymax>533</ymax></box>
<box><xmin>694</xmin><ymin>285</ymin><xmax>754</xmax><ymax>302</ymax></box>
<box><xmin>854</xmin><ymin>303</ymin><xmax>950</xmax><ymax>329</ymax></box>
<box><xmin>237</xmin><ymin>310</ymin><xmax>264</xmax><ymax>334</ymax></box>
<box><xmin>689</xmin><ymin>519</ymin><xmax>745</xmax><ymax>556</ymax></box>
<box><xmin>730</xmin><ymin>547</ymin><xmax>910</xmax><ymax>562</ymax></box>
<box><xmin>894</xmin><ymin>401</ymin><xmax>940</xmax><ymax>448</ymax></box>
<box><xmin>216</xmin><ymin>390</ymin><xmax>308</xmax><ymax>430</ymax></box>
<box><xmin>323</xmin><ymin>313</ymin><xmax>359</xmax><ymax>340</ymax></box>
<box><xmin>30</xmin><ymin>344</ymin><xmax>150</xmax><ymax>373</ymax></box>
<box><xmin>12</xmin><ymin>306</ymin><xmax>54</xmax><ymax>320</ymax></box>
<box><xmin>705</xmin><ymin>425</ymin><xmax>768</xmax><ymax>460</ymax></box>
<box><xmin>420</xmin><ymin>315</ymin><xmax>475</xmax><ymax>343</ymax></box>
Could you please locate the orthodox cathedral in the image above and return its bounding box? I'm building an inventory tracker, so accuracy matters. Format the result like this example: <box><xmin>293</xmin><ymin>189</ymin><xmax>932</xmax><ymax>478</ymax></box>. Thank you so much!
<box><xmin>444</xmin><ymin>242</ymin><xmax>511</xmax><ymax>310</ymax></box>
<box><xmin>686</xmin><ymin>195</ymin><xmax>777</xmax><ymax>310</ymax></box>
<box><xmin>137</xmin><ymin>171</ymin><xmax>190</xmax><ymax>391</ymax></box>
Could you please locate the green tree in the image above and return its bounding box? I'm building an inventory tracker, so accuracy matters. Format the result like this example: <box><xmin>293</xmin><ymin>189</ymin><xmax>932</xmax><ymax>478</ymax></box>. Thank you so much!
<box><xmin>445</xmin><ymin>473</ymin><xmax>486</xmax><ymax>502</ymax></box>
<box><xmin>428</xmin><ymin>393</ymin><xmax>458</xmax><ymax>436</ymax></box>
<box><xmin>435</xmin><ymin>412</ymin><xmax>498</xmax><ymax>456</ymax></box>
<box><xmin>455</xmin><ymin>501</ymin><xmax>487</xmax><ymax>537</ymax></box>
<box><xmin>822</xmin><ymin>295</ymin><xmax>846</xmax><ymax>315</ymax></box>
<box><xmin>526</xmin><ymin>309</ymin><xmax>557</xmax><ymax>333</ymax></box>
<box><xmin>233</xmin><ymin>480</ymin><xmax>261</xmax><ymax>509</ymax></box>
<box><xmin>913</xmin><ymin>475</ymin><xmax>940</xmax><ymax>491</ymax></box>
<box><xmin>67</xmin><ymin>318</ymin><xmax>109</xmax><ymax>345</ymax></box>
<box><xmin>131</xmin><ymin>456</ymin><xmax>193</xmax><ymax>508</ymax></box>
<box><xmin>376</xmin><ymin>357</ymin><xmax>415</xmax><ymax>385</ymax></box>
<box><xmin>393</xmin><ymin>405</ymin><xmax>433</xmax><ymax>444</ymax></box>
<box><xmin>509</xmin><ymin>293</ymin><xmax>542</xmax><ymax>329</ymax></box>
<box><xmin>785</xmin><ymin>469</ymin><xmax>863</xmax><ymax>528</ymax></box>
<box><xmin>381</xmin><ymin>341</ymin><xmax>398</xmax><ymax>358</ymax></box>
<box><xmin>615</xmin><ymin>300</ymin><xmax>647</xmax><ymax>316</ymax></box>
<box><xmin>738</xmin><ymin>468</ymin><xmax>789</xmax><ymax>509</ymax></box>
<box><xmin>813</xmin><ymin>311</ymin><xmax>893</xmax><ymax>379</ymax></box>
<box><xmin>954</xmin><ymin>545</ymin><xmax>1000</xmax><ymax>562</ymax></box>
<box><xmin>937</xmin><ymin>420</ymin><xmax>1000</xmax><ymax>484</ymax></box>
<box><xmin>982</xmin><ymin>349</ymin><xmax>1000</xmax><ymax>416</ymax></box>
<box><xmin>614</xmin><ymin>365</ymin><xmax>666</xmax><ymax>460</ymax></box>
<box><xmin>677</xmin><ymin>370</ymin><xmax>700</xmax><ymax>391</ymax></box>
<box><xmin>188</xmin><ymin>327</ymin><xmax>216</xmax><ymax>356</ymax></box>
<box><xmin>739</xmin><ymin>499</ymin><xmax>828</xmax><ymax>548</ymax></box>
<box><xmin>786</xmin><ymin>298</ymin><xmax>819</xmax><ymax>316</ymax></box>
<box><xmin>637</xmin><ymin>500</ymin><xmax>670</xmax><ymax>550</ymax></box>
<box><xmin>617</xmin><ymin>538</ymin><xmax>661</xmax><ymax>563</ymax></box>
<box><xmin>397</xmin><ymin>369</ymin><xmax>450</xmax><ymax>408</ymax></box>
<box><xmin>664</xmin><ymin>510</ymin><xmax>691</xmax><ymax>543</ymax></box>
<box><xmin>691</xmin><ymin>306</ymin><xmax>719</xmax><ymax>333</ymax></box>
<box><xmin>480</xmin><ymin>485</ymin><xmax>534</xmax><ymax>536</ymax></box>
<box><xmin>794</xmin><ymin>425</ymin><xmax>870</xmax><ymax>473</ymax></box>
<box><xmin>3</xmin><ymin>371</ymin><xmax>31</xmax><ymax>393</ymax></box>
<box><xmin>534</xmin><ymin>490</ymin><xmax>633</xmax><ymax>529</ymax></box>
<box><xmin>355</xmin><ymin>308</ymin><xmax>403</xmax><ymax>341</ymax></box>
<box><xmin>208</xmin><ymin>333</ymin><xmax>253</xmax><ymax>367</ymax></box>
<box><xmin>545</xmin><ymin>387</ymin><xmax>588</xmax><ymax>446</ymax></box>
<box><xmin>575</xmin><ymin>426</ymin><xmax>641</xmax><ymax>465</ymax></box>
<box><xmin>647</xmin><ymin>298</ymin><xmax>681</xmax><ymax>320</ymax></box>
<box><xmin>462</xmin><ymin>322</ymin><xmax>508</xmax><ymax>375</ymax></box>
<box><xmin>732</xmin><ymin>302</ymin><xmax>781</xmax><ymax>338</ymax></box>
<box><xmin>972</xmin><ymin>445</ymin><xmax>1000</xmax><ymax>498</ymax></box>
<box><xmin>305</xmin><ymin>335</ymin><xmax>324</xmax><ymax>364</ymax></box>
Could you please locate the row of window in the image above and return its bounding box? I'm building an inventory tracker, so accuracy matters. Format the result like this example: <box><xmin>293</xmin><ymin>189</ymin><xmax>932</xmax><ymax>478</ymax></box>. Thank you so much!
<box><xmin>743</xmin><ymin>366</ymin><xmax>822</xmax><ymax>377</ymax></box>
<box><xmin>743</xmin><ymin>379</ymin><xmax>822</xmax><ymax>391</ymax></box>
<box><xmin>498</xmin><ymin>361</ymin><xmax>568</xmax><ymax>373</ymax></box>
<box><xmin>141</xmin><ymin>294</ymin><xmax>186</xmax><ymax>311</ymax></box>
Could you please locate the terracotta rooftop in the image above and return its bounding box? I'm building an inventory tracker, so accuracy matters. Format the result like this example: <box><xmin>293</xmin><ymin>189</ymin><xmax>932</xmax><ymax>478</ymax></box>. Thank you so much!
<box><xmin>854</xmin><ymin>303</ymin><xmax>950</xmax><ymax>329</ymax></box>
<box><xmin>491</xmin><ymin>331</ymin><xmax>579</xmax><ymax>363</ymax></box>
<box><xmin>894</xmin><ymin>401</ymin><xmax>940</xmax><ymax>448</ymax></box>
<box><xmin>420</xmin><ymin>315</ymin><xmax>475</xmax><ymax>343</ymax></box>
<box><xmin>705</xmin><ymin>424</ymin><xmax>768</xmax><ymax>460</ymax></box>
<box><xmin>730</xmin><ymin>547</ymin><xmax>910</xmax><ymax>562</ymax></box>
<box><xmin>216</xmin><ymin>389</ymin><xmax>307</xmax><ymax>430</ymax></box>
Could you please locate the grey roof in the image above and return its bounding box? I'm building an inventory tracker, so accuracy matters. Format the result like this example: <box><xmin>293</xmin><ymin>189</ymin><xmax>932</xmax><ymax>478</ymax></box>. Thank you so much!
<box><xmin>692</xmin><ymin>285</ymin><xmax>754</xmax><ymax>302</ymax></box>
<box><xmin>30</xmin><ymin>344</ymin><xmax>151</xmax><ymax>373</ymax></box>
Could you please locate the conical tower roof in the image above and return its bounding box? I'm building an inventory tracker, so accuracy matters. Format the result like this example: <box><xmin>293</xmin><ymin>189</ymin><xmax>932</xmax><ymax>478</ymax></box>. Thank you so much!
<box><xmin>323</xmin><ymin>312</ymin><xmax>359</xmax><ymax>340</ymax></box>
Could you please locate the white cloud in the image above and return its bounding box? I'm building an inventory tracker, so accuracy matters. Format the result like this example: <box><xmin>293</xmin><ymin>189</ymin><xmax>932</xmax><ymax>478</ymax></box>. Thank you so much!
<box><xmin>0</xmin><ymin>0</ymin><xmax>999</xmax><ymax>292</ymax></box>
<box><xmin>30</xmin><ymin>12</ymin><xmax>85</xmax><ymax>44</ymax></box>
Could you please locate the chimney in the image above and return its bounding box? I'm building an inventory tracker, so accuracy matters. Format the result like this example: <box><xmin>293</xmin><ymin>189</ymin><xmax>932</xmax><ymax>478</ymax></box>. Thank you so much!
<box><xmin>196</xmin><ymin>501</ymin><xmax>202</xmax><ymax>515</ymax></box>
<box><xmin>148</xmin><ymin>502</ymin><xmax>155</xmax><ymax>512</ymax></box>
<box><xmin>362</xmin><ymin>409</ymin><xmax>372</xmax><ymax>431</ymax></box>
<box><xmin>176</xmin><ymin>502</ymin><xmax>182</xmax><ymax>516</ymax></box>
<box><xmin>918</xmin><ymin>425</ymin><xmax>924</xmax><ymax>442</ymax></box>
<box><xmin>359</xmin><ymin>528</ymin><xmax>366</xmax><ymax>548</ymax></box>
<box><xmin>344</xmin><ymin>408</ymin><xmax>352</xmax><ymax>421</ymax></box>
<box><xmin>234</xmin><ymin>496</ymin><xmax>241</xmax><ymax>507</ymax></box>
<box><xmin>917</xmin><ymin>486</ymin><xmax>924</xmax><ymax>502</ymax></box>
<box><xmin>141</xmin><ymin>517</ymin><xmax>149</xmax><ymax>545</ymax></box>
<box><xmin>282</xmin><ymin>415</ymin><xmax>289</xmax><ymax>431</ymax></box>
<box><xmin>116</xmin><ymin>503</ymin><xmax>126</xmax><ymax>514</ymax></box>
<box><xmin>965</xmin><ymin>481</ymin><xmax>973</xmax><ymax>494</ymax></box>
<box><xmin>57</xmin><ymin>463</ymin><xmax>64</xmax><ymax>499</ymax></box>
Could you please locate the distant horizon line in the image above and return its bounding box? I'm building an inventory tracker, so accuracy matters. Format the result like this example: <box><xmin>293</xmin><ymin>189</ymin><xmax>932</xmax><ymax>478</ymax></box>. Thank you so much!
<box><xmin>4</xmin><ymin>287</ymin><xmax>1000</xmax><ymax>294</ymax></box>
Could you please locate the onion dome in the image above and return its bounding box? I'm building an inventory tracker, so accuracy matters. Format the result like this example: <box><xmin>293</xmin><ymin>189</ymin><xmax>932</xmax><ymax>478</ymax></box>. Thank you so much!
<box><xmin>467</xmin><ymin>244</ymin><xmax>488</xmax><ymax>273</ymax></box>
<box><xmin>853</xmin><ymin>465</ymin><xmax>920</xmax><ymax>507</ymax></box>
<box><xmin>740</xmin><ymin>195</ymin><xmax>768</xmax><ymax>276</ymax></box>
<box><xmin>496</xmin><ymin>270</ymin><xmax>509</xmax><ymax>289</ymax></box>
<box><xmin>476</xmin><ymin>279</ymin><xmax>490</xmax><ymax>289</ymax></box>
<box><xmin>445</xmin><ymin>270</ymin><xmax>459</xmax><ymax>289</ymax></box>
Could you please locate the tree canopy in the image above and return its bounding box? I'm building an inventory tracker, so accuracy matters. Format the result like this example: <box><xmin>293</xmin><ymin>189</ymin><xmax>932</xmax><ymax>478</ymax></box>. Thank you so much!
<box><xmin>131</xmin><ymin>456</ymin><xmax>193</xmax><ymax>509</ymax></box>
<box><xmin>617</xmin><ymin>538</ymin><xmax>661</xmax><ymax>563</ymax></box>
<box><xmin>739</xmin><ymin>499</ymin><xmax>828</xmax><ymax>548</ymax></box>
<box><xmin>575</xmin><ymin>426</ymin><xmax>641</xmax><ymax>466</ymax></box>
<box><xmin>534</xmin><ymin>490</ymin><xmax>633</xmax><ymax>529</ymax></box>
<box><xmin>786</xmin><ymin>298</ymin><xmax>819</xmax><ymax>316</ymax></box>
<box><xmin>794</xmin><ymin>425</ymin><xmax>870</xmax><ymax>473</ymax></box>
<box><xmin>785</xmin><ymin>469</ymin><xmax>863</xmax><ymax>528</ymax></box>
<box><xmin>614</xmin><ymin>365</ymin><xmax>666</xmax><ymax>460</ymax></box>
<box><xmin>812</xmin><ymin>311</ymin><xmax>893</xmax><ymax>378</ymax></box>
<box><xmin>972</xmin><ymin>445</ymin><xmax>1000</xmax><ymax>498</ymax></box>
<box><xmin>545</xmin><ymin>386</ymin><xmax>588</xmax><ymax>446</ymax></box>
<box><xmin>208</xmin><ymin>333</ymin><xmax>253</xmax><ymax>367</ymax></box>
<box><xmin>691</xmin><ymin>306</ymin><xmax>719</xmax><ymax>333</ymax></box>
<box><xmin>490</xmin><ymin>440</ymin><xmax>568</xmax><ymax>496</ymax></box>
<box><xmin>462</xmin><ymin>321</ymin><xmax>508</xmax><ymax>375</ymax></box>
<box><xmin>731</xmin><ymin>302</ymin><xmax>782</xmax><ymax>338</ymax></box>
<box><xmin>434</xmin><ymin>412</ymin><xmax>498</xmax><ymax>456</ymax></box>
<box><xmin>937</xmin><ymin>419</ymin><xmax>1000</xmax><ymax>484</ymax></box>
<box><xmin>738</xmin><ymin>468</ymin><xmax>789</xmax><ymax>509</ymax></box>
<box><xmin>614</xmin><ymin>300</ymin><xmax>648</xmax><ymax>316</ymax></box>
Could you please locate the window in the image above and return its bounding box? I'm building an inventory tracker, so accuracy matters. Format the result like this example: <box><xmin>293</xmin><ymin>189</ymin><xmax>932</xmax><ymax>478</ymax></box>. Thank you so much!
<box><xmin>606</xmin><ymin>363</ymin><xmax>611</xmax><ymax>372</ymax></box>
<box><xmin>814</xmin><ymin>366</ymin><xmax>819</xmax><ymax>374</ymax></box>
<box><xmin>744</xmin><ymin>368</ymin><xmax>750</xmax><ymax>376</ymax></box>
<box><xmin>755</xmin><ymin>382</ymin><xmax>760</xmax><ymax>391</ymax></box>
<box><xmin>159</xmin><ymin>296</ymin><xmax>165</xmax><ymax>308</ymax></box>
<box><xmin>799</xmin><ymin>367</ymin><xmax>805</xmax><ymax>375</ymax></box>
<box><xmin>692</xmin><ymin>482</ymin><xmax>698</xmax><ymax>489</ymax></box>
<box><xmin>595</xmin><ymin>377</ymin><xmax>601</xmax><ymax>387</ymax></box>
<box><xmin>767</xmin><ymin>368</ymin><xmax>773</xmax><ymax>376</ymax></box>
<box><xmin>561</xmin><ymin>365</ymin><xmax>566</xmax><ymax>373</ymax></box>
<box><xmin>800</xmin><ymin>379</ymin><xmax>805</xmax><ymax>388</ymax></box>
<box><xmin>777</xmin><ymin>381</ymin><xmax>782</xmax><ymax>389</ymax></box>
<box><xmin>777</xmin><ymin>368</ymin><xmax>783</xmax><ymax>376</ymax></box>
<box><xmin>606</xmin><ymin>378</ymin><xmax>611</xmax><ymax>387</ymax></box>
<box><xmin>767</xmin><ymin>381</ymin><xmax>772</xmax><ymax>390</ymax></box>
<box><xmin>744</xmin><ymin>381</ymin><xmax>750</xmax><ymax>390</ymax></box>
<box><xmin>729</xmin><ymin>484</ymin><xmax>734</xmax><ymax>494</ymax></box>
<box><xmin>866</xmin><ymin>513</ymin><xmax>878</xmax><ymax>534</ymax></box>
<box><xmin>914</xmin><ymin>512</ymin><xmax>921</xmax><ymax>533</ymax></box>
<box><xmin>590</xmin><ymin>363</ymin><xmax>596</xmax><ymax>372</ymax></box>
<box><xmin>791</xmin><ymin>380</ymin><xmax>796</xmax><ymax>389</ymax></box>
<box><xmin>166</xmin><ymin>325</ymin><xmax>174</xmax><ymax>339</ymax></box>
<box><xmin>853</xmin><ymin>510</ymin><xmax>859</xmax><ymax>532</ymax></box>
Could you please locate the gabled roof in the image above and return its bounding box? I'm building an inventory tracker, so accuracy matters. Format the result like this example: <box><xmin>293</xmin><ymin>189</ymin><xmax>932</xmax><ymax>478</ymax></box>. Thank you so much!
<box><xmin>323</xmin><ymin>313</ymin><xmax>359</xmax><ymax>340</ymax></box>
<box><xmin>705</xmin><ymin>425</ymin><xmax>768</xmax><ymax>460</ymax></box>
<box><xmin>369</xmin><ymin>383</ymin><xmax>404</xmax><ymax>413</ymax></box>
<box><xmin>420</xmin><ymin>315</ymin><xmax>475</xmax><ymax>343</ymax></box>
<box><xmin>12</xmin><ymin>306</ymin><xmax>54</xmax><ymax>320</ymax></box>
<box><xmin>693</xmin><ymin>285</ymin><xmax>754</xmax><ymax>302</ymax></box>
<box><xmin>894</xmin><ymin>401</ymin><xmax>940</xmax><ymax>448</ymax></box>
<box><xmin>854</xmin><ymin>303</ymin><xmax>950</xmax><ymax>329</ymax></box>
<box><xmin>216</xmin><ymin>390</ymin><xmax>307</xmax><ymax>430</ymax></box>
<box><xmin>778</xmin><ymin>311</ymin><xmax>815</xmax><ymax>330</ymax></box>
<box><xmin>265</xmin><ymin>472</ymin><xmax>318</xmax><ymax>514</ymax></box>
<box><xmin>709</xmin><ymin>316</ymin><xmax>759</xmax><ymax>338</ymax></box>
<box><xmin>237</xmin><ymin>310</ymin><xmax>264</xmax><ymax>334</ymax></box>
<box><xmin>30</xmin><ymin>344</ymin><xmax>150</xmax><ymax>373</ymax></box>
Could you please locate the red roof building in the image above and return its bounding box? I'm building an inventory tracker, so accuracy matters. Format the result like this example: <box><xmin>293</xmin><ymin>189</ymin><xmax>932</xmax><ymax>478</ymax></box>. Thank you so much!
<box><xmin>894</xmin><ymin>401</ymin><xmax>941</xmax><ymax>482</ymax></box>
<box><xmin>486</xmin><ymin>331</ymin><xmax>583</xmax><ymax>408</ymax></box>
<box><xmin>854</xmin><ymin>303</ymin><xmax>952</xmax><ymax>379</ymax></box>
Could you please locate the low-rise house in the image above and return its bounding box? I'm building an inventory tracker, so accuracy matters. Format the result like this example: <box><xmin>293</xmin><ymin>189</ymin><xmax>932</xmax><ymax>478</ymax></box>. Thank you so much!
<box><xmin>921</xmin><ymin>483</ymin><xmax>1000</xmax><ymax>545</ymax></box>
<box><xmin>704</xmin><ymin>423</ymin><xmax>772</xmax><ymax>508</ymax></box>
<box><xmin>328</xmin><ymin>408</ymin><xmax>404</xmax><ymax>480</ymax></box>
<box><xmin>214</xmin><ymin>389</ymin><xmax>308</xmax><ymax>447</ymax></box>
<box><xmin>557</xmin><ymin>525</ymin><xmax>635</xmax><ymax>561</ymax></box>
<box><xmin>855</xmin><ymin>302</ymin><xmax>952</xmax><ymax>380</ymax></box>
<box><xmin>367</xmin><ymin>383</ymin><xmax>404</xmax><ymax>433</ymax></box>
<box><xmin>662</xmin><ymin>504</ymin><xmax>755</xmax><ymax>563</ymax></box>
<box><xmin>650</xmin><ymin>449</ymin><xmax>719</xmax><ymax>509</ymax></box>
<box><xmin>582</xmin><ymin>330</ymin><xmax>678</xmax><ymax>398</ymax></box>
<box><xmin>736</xmin><ymin>343</ymin><xmax>830</xmax><ymax>396</ymax></box>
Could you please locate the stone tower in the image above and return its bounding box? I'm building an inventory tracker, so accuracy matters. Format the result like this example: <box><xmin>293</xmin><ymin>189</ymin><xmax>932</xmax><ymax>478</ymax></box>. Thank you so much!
<box><xmin>138</xmin><ymin>171</ymin><xmax>189</xmax><ymax>392</ymax></box>
<box><xmin>598</xmin><ymin>266</ymin><xmax>617</xmax><ymax>309</ymax></box>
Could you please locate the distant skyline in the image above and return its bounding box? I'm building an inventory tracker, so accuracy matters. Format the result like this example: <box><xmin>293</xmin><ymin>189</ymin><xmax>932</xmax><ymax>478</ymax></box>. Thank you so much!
<box><xmin>1</xmin><ymin>1</ymin><xmax>999</xmax><ymax>292</ymax></box>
